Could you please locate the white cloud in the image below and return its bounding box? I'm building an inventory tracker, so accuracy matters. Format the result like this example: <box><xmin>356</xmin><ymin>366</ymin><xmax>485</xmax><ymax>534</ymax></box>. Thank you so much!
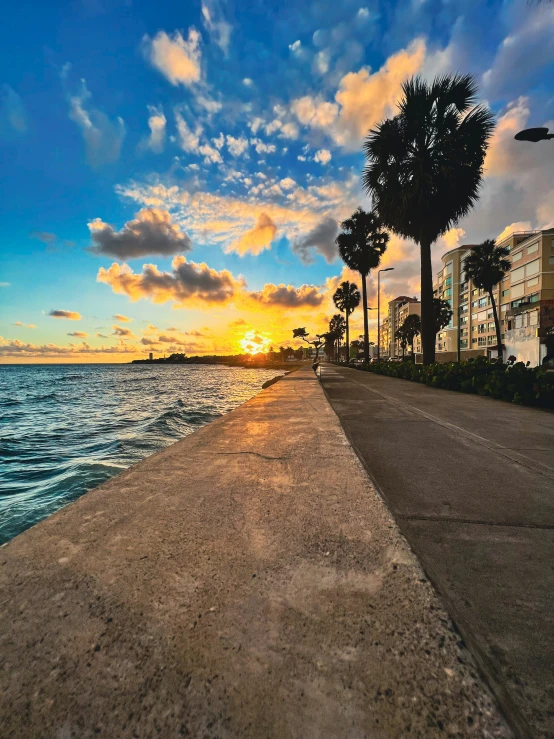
<box><xmin>175</xmin><ymin>112</ymin><xmax>202</xmax><ymax>152</ymax></box>
<box><xmin>226</xmin><ymin>134</ymin><xmax>249</xmax><ymax>157</ymax></box>
<box><xmin>145</xmin><ymin>105</ymin><xmax>166</xmax><ymax>153</ymax></box>
<box><xmin>265</xmin><ymin>119</ymin><xmax>283</xmax><ymax>135</ymax></box>
<box><xmin>243</xmin><ymin>78</ymin><xmax>253</xmax><ymax>87</ymax></box>
<box><xmin>314</xmin><ymin>149</ymin><xmax>331</xmax><ymax>164</ymax></box>
<box><xmin>0</xmin><ymin>85</ymin><xmax>27</xmax><ymax>136</ymax></box>
<box><xmin>289</xmin><ymin>40</ymin><xmax>301</xmax><ymax>53</ymax></box>
<box><xmin>68</xmin><ymin>79</ymin><xmax>125</xmax><ymax>168</ymax></box>
<box><xmin>249</xmin><ymin>117</ymin><xmax>264</xmax><ymax>134</ymax></box>
<box><xmin>201</xmin><ymin>0</ymin><xmax>232</xmax><ymax>56</ymax></box>
<box><xmin>143</xmin><ymin>29</ymin><xmax>202</xmax><ymax>87</ymax></box>
<box><xmin>279</xmin><ymin>122</ymin><xmax>299</xmax><ymax>140</ymax></box>
<box><xmin>212</xmin><ymin>132</ymin><xmax>225</xmax><ymax>149</ymax></box>
<box><xmin>199</xmin><ymin>143</ymin><xmax>223</xmax><ymax>163</ymax></box>
<box><xmin>250</xmin><ymin>138</ymin><xmax>277</xmax><ymax>154</ymax></box>
<box><xmin>279</xmin><ymin>177</ymin><xmax>296</xmax><ymax>191</ymax></box>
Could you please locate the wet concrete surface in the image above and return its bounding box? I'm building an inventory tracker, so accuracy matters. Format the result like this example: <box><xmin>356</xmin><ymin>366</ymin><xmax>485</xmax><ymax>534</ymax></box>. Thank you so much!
<box><xmin>320</xmin><ymin>365</ymin><xmax>554</xmax><ymax>739</ymax></box>
<box><xmin>0</xmin><ymin>367</ymin><xmax>511</xmax><ymax>739</ymax></box>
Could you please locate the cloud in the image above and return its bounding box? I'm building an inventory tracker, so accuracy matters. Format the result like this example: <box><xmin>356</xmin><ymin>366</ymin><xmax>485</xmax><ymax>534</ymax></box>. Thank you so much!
<box><xmin>250</xmin><ymin>138</ymin><xmax>277</xmax><ymax>154</ymax></box>
<box><xmin>96</xmin><ymin>332</ymin><xmax>108</xmax><ymax>338</ymax></box>
<box><xmin>496</xmin><ymin>222</ymin><xmax>533</xmax><ymax>244</ymax></box>
<box><xmin>30</xmin><ymin>231</ymin><xmax>56</xmax><ymax>244</ymax></box>
<box><xmin>143</xmin><ymin>29</ymin><xmax>202</xmax><ymax>87</ymax></box>
<box><xmin>226</xmin><ymin>134</ymin><xmax>249</xmax><ymax>157</ymax></box>
<box><xmin>279</xmin><ymin>177</ymin><xmax>296</xmax><ymax>191</ymax></box>
<box><xmin>201</xmin><ymin>0</ymin><xmax>232</xmax><ymax>56</ymax></box>
<box><xmin>97</xmin><ymin>256</ymin><xmax>243</xmax><ymax>307</ymax></box>
<box><xmin>49</xmin><ymin>309</ymin><xmax>81</xmax><ymax>320</ymax></box>
<box><xmin>314</xmin><ymin>149</ymin><xmax>331</xmax><ymax>164</ymax></box>
<box><xmin>199</xmin><ymin>143</ymin><xmax>223</xmax><ymax>163</ymax></box>
<box><xmin>175</xmin><ymin>112</ymin><xmax>202</xmax><ymax>152</ymax></box>
<box><xmin>68</xmin><ymin>79</ymin><xmax>125</xmax><ymax>167</ymax></box>
<box><xmin>0</xmin><ymin>282</ymin><xmax>9</xmax><ymax>287</ymax></box>
<box><xmin>89</xmin><ymin>208</ymin><xmax>192</xmax><ymax>259</ymax></box>
<box><xmin>145</xmin><ymin>105</ymin><xmax>166</xmax><ymax>153</ymax></box>
<box><xmin>225</xmin><ymin>213</ymin><xmax>277</xmax><ymax>256</ymax></box>
<box><xmin>113</xmin><ymin>314</ymin><xmax>131</xmax><ymax>322</ymax></box>
<box><xmin>13</xmin><ymin>322</ymin><xmax>35</xmax><ymax>328</ymax></box>
<box><xmin>67</xmin><ymin>331</ymin><xmax>88</xmax><ymax>338</ymax></box>
<box><xmin>292</xmin><ymin>216</ymin><xmax>339</xmax><ymax>264</ymax></box>
<box><xmin>483</xmin><ymin>8</ymin><xmax>554</xmax><ymax>98</ymax></box>
<box><xmin>290</xmin><ymin>39</ymin><xmax>426</xmax><ymax>151</ymax></box>
<box><xmin>0</xmin><ymin>336</ymin><xmax>140</xmax><ymax>358</ymax></box>
<box><xmin>229</xmin><ymin>318</ymin><xmax>248</xmax><ymax>327</ymax></box>
<box><xmin>112</xmin><ymin>324</ymin><xmax>134</xmax><ymax>337</ymax></box>
<box><xmin>0</xmin><ymin>85</ymin><xmax>27</xmax><ymax>136</ymax></box>
<box><xmin>246</xmin><ymin>283</ymin><xmax>325</xmax><ymax>309</ymax></box>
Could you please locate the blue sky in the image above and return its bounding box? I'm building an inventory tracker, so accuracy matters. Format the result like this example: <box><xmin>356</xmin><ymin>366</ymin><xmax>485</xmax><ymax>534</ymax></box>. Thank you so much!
<box><xmin>1</xmin><ymin>0</ymin><xmax>554</xmax><ymax>361</ymax></box>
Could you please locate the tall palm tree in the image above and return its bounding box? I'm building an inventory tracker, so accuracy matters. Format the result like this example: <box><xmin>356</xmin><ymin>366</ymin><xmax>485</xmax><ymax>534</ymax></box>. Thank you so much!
<box><xmin>329</xmin><ymin>314</ymin><xmax>346</xmax><ymax>361</ymax></box>
<box><xmin>463</xmin><ymin>239</ymin><xmax>511</xmax><ymax>362</ymax></box>
<box><xmin>362</xmin><ymin>74</ymin><xmax>495</xmax><ymax>364</ymax></box>
<box><xmin>337</xmin><ymin>208</ymin><xmax>389</xmax><ymax>363</ymax></box>
<box><xmin>333</xmin><ymin>281</ymin><xmax>361</xmax><ymax>363</ymax></box>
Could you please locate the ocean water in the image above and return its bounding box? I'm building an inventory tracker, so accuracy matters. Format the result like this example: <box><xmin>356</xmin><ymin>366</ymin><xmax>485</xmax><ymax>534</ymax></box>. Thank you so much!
<box><xmin>0</xmin><ymin>363</ymin><xmax>283</xmax><ymax>545</ymax></box>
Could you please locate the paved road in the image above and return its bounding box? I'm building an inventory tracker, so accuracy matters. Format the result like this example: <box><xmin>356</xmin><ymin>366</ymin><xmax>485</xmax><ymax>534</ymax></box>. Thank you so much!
<box><xmin>0</xmin><ymin>368</ymin><xmax>510</xmax><ymax>739</ymax></box>
<box><xmin>320</xmin><ymin>364</ymin><xmax>554</xmax><ymax>739</ymax></box>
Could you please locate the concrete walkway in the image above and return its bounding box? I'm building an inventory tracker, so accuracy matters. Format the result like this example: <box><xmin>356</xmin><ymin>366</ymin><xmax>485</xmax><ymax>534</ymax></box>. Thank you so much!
<box><xmin>320</xmin><ymin>365</ymin><xmax>554</xmax><ymax>739</ymax></box>
<box><xmin>0</xmin><ymin>368</ymin><xmax>510</xmax><ymax>739</ymax></box>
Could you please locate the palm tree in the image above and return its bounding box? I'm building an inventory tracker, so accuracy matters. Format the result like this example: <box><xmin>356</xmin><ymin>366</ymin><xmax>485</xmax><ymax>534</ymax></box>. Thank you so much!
<box><xmin>434</xmin><ymin>297</ymin><xmax>454</xmax><ymax>335</ymax></box>
<box><xmin>463</xmin><ymin>239</ymin><xmax>511</xmax><ymax>362</ymax></box>
<box><xmin>333</xmin><ymin>281</ymin><xmax>361</xmax><ymax>363</ymax></box>
<box><xmin>329</xmin><ymin>314</ymin><xmax>346</xmax><ymax>361</ymax></box>
<box><xmin>292</xmin><ymin>327</ymin><xmax>325</xmax><ymax>361</ymax></box>
<box><xmin>337</xmin><ymin>208</ymin><xmax>389</xmax><ymax>364</ymax></box>
<box><xmin>362</xmin><ymin>74</ymin><xmax>495</xmax><ymax>364</ymax></box>
<box><xmin>398</xmin><ymin>314</ymin><xmax>421</xmax><ymax>360</ymax></box>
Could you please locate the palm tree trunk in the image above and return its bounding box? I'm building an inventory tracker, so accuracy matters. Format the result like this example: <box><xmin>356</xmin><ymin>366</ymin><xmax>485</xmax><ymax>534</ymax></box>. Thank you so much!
<box><xmin>420</xmin><ymin>239</ymin><xmax>435</xmax><ymax>364</ymax></box>
<box><xmin>489</xmin><ymin>288</ymin><xmax>503</xmax><ymax>363</ymax></box>
<box><xmin>361</xmin><ymin>273</ymin><xmax>369</xmax><ymax>364</ymax></box>
<box><xmin>345</xmin><ymin>310</ymin><xmax>350</xmax><ymax>364</ymax></box>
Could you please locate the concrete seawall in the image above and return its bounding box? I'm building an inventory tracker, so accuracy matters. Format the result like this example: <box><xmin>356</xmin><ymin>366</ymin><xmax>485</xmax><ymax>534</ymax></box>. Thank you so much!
<box><xmin>0</xmin><ymin>367</ymin><xmax>510</xmax><ymax>738</ymax></box>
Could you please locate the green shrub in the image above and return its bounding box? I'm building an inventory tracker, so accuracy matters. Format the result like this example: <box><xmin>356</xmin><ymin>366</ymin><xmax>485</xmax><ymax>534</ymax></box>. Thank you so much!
<box><xmin>358</xmin><ymin>356</ymin><xmax>554</xmax><ymax>409</ymax></box>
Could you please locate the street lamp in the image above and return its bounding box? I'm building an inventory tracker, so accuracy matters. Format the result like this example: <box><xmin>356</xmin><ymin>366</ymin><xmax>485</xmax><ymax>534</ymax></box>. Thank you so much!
<box><xmin>366</xmin><ymin>307</ymin><xmax>375</xmax><ymax>362</ymax></box>
<box><xmin>377</xmin><ymin>268</ymin><xmax>394</xmax><ymax>363</ymax></box>
<box><xmin>514</xmin><ymin>127</ymin><xmax>554</xmax><ymax>142</ymax></box>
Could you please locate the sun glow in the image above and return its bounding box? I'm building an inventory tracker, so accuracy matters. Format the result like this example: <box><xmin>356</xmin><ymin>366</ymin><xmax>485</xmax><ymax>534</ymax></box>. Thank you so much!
<box><xmin>239</xmin><ymin>330</ymin><xmax>271</xmax><ymax>355</ymax></box>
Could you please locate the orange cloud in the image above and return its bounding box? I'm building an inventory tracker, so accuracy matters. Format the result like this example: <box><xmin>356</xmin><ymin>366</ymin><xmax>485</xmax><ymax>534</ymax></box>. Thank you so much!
<box><xmin>113</xmin><ymin>314</ymin><xmax>131</xmax><ymax>322</ymax></box>
<box><xmin>143</xmin><ymin>29</ymin><xmax>201</xmax><ymax>87</ymax></box>
<box><xmin>49</xmin><ymin>309</ymin><xmax>81</xmax><ymax>320</ymax></box>
<box><xmin>97</xmin><ymin>256</ymin><xmax>244</xmax><ymax>306</ymax></box>
<box><xmin>225</xmin><ymin>213</ymin><xmax>277</xmax><ymax>256</ymax></box>
<box><xmin>244</xmin><ymin>283</ymin><xmax>325</xmax><ymax>310</ymax></box>
<box><xmin>67</xmin><ymin>331</ymin><xmax>88</xmax><ymax>338</ymax></box>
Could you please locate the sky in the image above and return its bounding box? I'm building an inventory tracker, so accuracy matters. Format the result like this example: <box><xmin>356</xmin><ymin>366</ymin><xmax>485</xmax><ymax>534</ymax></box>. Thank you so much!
<box><xmin>1</xmin><ymin>0</ymin><xmax>554</xmax><ymax>362</ymax></box>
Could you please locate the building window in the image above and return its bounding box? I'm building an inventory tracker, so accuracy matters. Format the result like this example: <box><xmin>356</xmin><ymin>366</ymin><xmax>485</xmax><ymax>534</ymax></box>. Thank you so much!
<box><xmin>460</xmin><ymin>339</ymin><xmax>468</xmax><ymax>349</ymax></box>
<box><xmin>515</xmin><ymin>315</ymin><xmax>524</xmax><ymax>329</ymax></box>
<box><xmin>511</xmin><ymin>265</ymin><xmax>525</xmax><ymax>283</ymax></box>
<box><xmin>487</xmin><ymin>336</ymin><xmax>496</xmax><ymax>345</ymax></box>
<box><xmin>529</xmin><ymin>311</ymin><xmax>539</xmax><ymax>327</ymax></box>
<box><xmin>478</xmin><ymin>336</ymin><xmax>487</xmax><ymax>346</ymax></box>
<box><xmin>549</xmin><ymin>256</ymin><xmax>554</xmax><ymax>265</ymax></box>
<box><xmin>472</xmin><ymin>300</ymin><xmax>479</xmax><ymax>307</ymax></box>
<box><xmin>478</xmin><ymin>297</ymin><xmax>488</xmax><ymax>308</ymax></box>
<box><xmin>472</xmin><ymin>289</ymin><xmax>479</xmax><ymax>296</ymax></box>
<box><xmin>478</xmin><ymin>323</ymin><xmax>487</xmax><ymax>334</ymax></box>
<box><xmin>526</xmin><ymin>276</ymin><xmax>539</xmax><ymax>288</ymax></box>
<box><xmin>472</xmin><ymin>338</ymin><xmax>477</xmax><ymax>344</ymax></box>
<box><xmin>501</xmin><ymin>289</ymin><xmax>510</xmax><ymax>297</ymax></box>
<box><xmin>512</xmin><ymin>251</ymin><xmax>522</xmax><ymax>262</ymax></box>
<box><xmin>525</xmin><ymin>259</ymin><xmax>539</xmax><ymax>278</ymax></box>
<box><xmin>488</xmin><ymin>322</ymin><xmax>496</xmax><ymax>331</ymax></box>
<box><xmin>529</xmin><ymin>293</ymin><xmax>539</xmax><ymax>303</ymax></box>
<box><xmin>527</xmin><ymin>242</ymin><xmax>539</xmax><ymax>255</ymax></box>
<box><xmin>511</xmin><ymin>283</ymin><xmax>525</xmax><ymax>300</ymax></box>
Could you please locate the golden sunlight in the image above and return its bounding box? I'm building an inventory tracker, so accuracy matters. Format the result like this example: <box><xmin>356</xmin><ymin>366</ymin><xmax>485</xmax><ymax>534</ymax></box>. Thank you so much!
<box><xmin>239</xmin><ymin>330</ymin><xmax>271</xmax><ymax>355</ymax></box>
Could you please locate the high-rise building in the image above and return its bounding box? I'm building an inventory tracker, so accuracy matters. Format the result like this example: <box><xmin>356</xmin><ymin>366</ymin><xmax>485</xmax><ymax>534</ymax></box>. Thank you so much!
<box><xmin>428</xmin><ymin>228</ymin><xmax>554</xmax><ymax>364</ymax></box>
<box><xmin>380</xmin><ymin>296</ymin><xmax>420</xmax><ymax>357</ymax></box>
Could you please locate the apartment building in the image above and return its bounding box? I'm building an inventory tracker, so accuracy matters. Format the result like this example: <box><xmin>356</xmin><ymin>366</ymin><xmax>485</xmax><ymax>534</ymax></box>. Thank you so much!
<box><xmin>429</xmin><ymin>228</ymin><xmax>554</xmax><ymax>364</ymax></box>
<box><xmin>380</xmin><ymin>296</ymin><xmax>420</xmax><ymax>357</ymax></box>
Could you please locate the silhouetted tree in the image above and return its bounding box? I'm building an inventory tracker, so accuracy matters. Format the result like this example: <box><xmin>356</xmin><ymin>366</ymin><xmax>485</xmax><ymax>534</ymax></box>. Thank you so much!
<box><xmin>329</xmin><ymin>314</ymin><xmax>346</xmax><ymax>361</ymax></box>
<box><xmin>363</xmin><ymin>74</ymin><xmax>495</xmax><ymax>364</ymax></box>
<box><xmin>397</xmin><ymin>314</ymin><xmax>421</xmax><ymax>360</ymax></box>
<box><xmin>463</xmin><ymin>239</ymin><xmax>511</xmax><ymax>361</ymax></box>
<box><xmin>292</xmin><ymin>327</ymin><xmax>325</xmax><ymax>361</ymax></box>
<box><xmin>333</xmin><ymin>281</ymin><xmax>361</xmax><ymax>363</ymax></box>
<box><xmin>337</xmin><ymin>208</ymin><xmax>389</xmax><ymax>364</ymax></box>
<box><xmin>433</xmin><ymin>297</ymin><xmax>454</xmax><ymax>335</ymax></box>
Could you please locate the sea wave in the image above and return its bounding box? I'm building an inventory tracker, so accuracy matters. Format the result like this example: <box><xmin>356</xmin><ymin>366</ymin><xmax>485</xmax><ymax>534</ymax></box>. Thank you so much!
<box><xmin>0</xmin><ymin>363</ymin><xmax>284</xmax><ymax>544</ymax></box>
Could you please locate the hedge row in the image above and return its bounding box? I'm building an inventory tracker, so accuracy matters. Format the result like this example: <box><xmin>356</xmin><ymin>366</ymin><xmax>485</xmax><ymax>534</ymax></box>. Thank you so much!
<box><xmin>354</xmin><ymin>356</ymin><xmax>554</xmax><ymax>409</ymax></box>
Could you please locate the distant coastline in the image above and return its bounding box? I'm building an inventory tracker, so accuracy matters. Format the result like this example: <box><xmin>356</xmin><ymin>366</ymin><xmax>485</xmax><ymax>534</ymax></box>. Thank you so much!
<box><xmin>131</xmin><ymin>354</ymin><xmax>306</xmax><ymax>371</ymax></box>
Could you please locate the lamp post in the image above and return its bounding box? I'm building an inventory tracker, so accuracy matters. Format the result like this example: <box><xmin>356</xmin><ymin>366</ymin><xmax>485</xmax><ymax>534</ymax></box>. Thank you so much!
<box><xmin>514</xmin><ymin>127</ymin><xmax>553</xmax><ymax>142</ymax></box>
<box><xmin>377</xmin><ymin>268</ymin><xmax>394</xmax><ymax>363</ymax></box>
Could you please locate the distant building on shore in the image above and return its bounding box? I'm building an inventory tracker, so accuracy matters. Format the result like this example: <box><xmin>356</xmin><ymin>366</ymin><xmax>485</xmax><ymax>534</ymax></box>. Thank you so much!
<box><xmin>149</xmin><ymin>352</ymin><xmax>153</xmax><ymax>361</ymax></box>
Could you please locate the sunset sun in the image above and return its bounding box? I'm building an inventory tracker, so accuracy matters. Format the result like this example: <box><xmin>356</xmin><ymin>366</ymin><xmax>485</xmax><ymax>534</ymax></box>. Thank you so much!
<box><xmin>239</xmin><ymin>331</ymin><xmax>271</xmax><ymax>355</ymax></box>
